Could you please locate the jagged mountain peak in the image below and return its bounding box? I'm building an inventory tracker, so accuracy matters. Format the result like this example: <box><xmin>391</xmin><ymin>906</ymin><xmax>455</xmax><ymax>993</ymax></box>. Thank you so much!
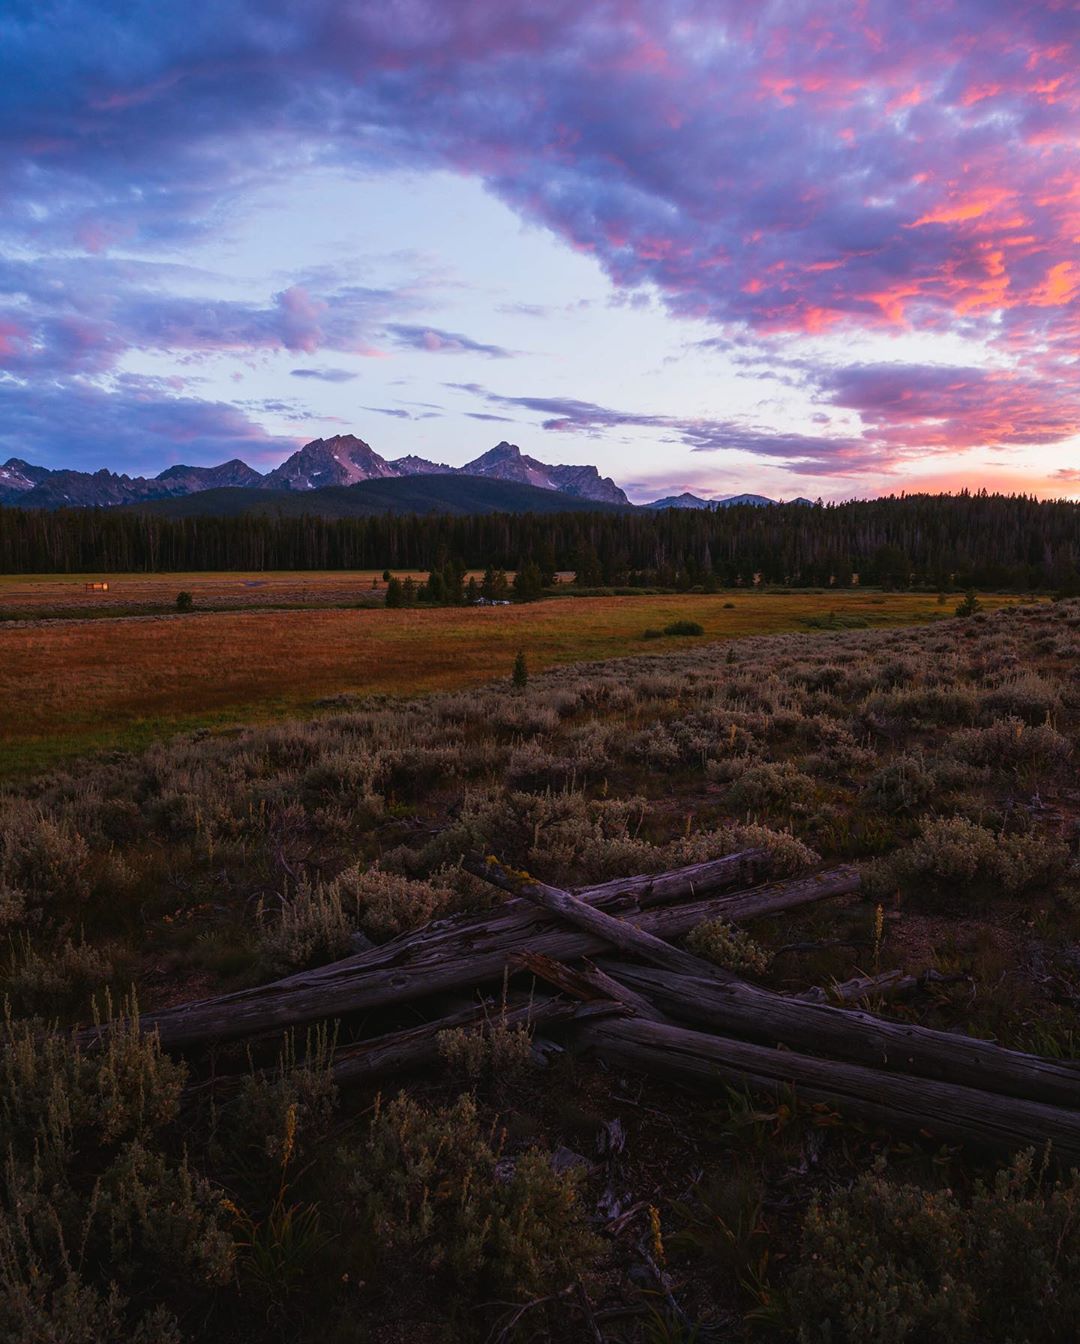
<box><xmin>466</xmin><ymin>441</ymin><xmax>523</xmax><ymax>467</ymax></box>
<box><xmin>392</xmin><ymin>454</ymin><xmax>454</xmax><ymax>475</ymax></box>
<box><xmin>645</xmin><ymin>492</ymin><xmax>717</xmax><ymax>510</ymax></box>
<box><xmin>155</xmin><ymin>460</ymin><xmax>263</xmax><ymax>492</ymax></box>
<box><xmin>462</xmin><ymin>442</ymin><xmax>629</xmax><ymax>506</ymax></box>
<box><xmin>261</xmin><ymin>435</ymin><xmax>398</xmax><ymax>490</ymax></box>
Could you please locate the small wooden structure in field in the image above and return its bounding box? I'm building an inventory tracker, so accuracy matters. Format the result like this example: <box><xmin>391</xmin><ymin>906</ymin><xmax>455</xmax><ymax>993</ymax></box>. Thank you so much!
<box><xmin>84</xmin><ymin>581</ymin><xmax>109</xmax><ymax>592</ymax></box>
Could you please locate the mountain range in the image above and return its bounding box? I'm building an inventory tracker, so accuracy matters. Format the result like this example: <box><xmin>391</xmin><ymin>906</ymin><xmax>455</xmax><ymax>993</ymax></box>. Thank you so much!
<box><xmin>647</xmin><ymin>491</ymin><xmax>814</xmax><ymax>509</ymax></box>
<box><xmin>0</xmin><ymin>436</ymin><xmax>632</xmax><ymax>510</ymax></box>
<box><xmin>0</xmin><ymin>434</ymin><xmax>809</xmax><ymax>513</ymax></box>
<box><xmin>134</xmin><ymin>475</ymin><xmax>630</xmax><ymax>520</ymax></box>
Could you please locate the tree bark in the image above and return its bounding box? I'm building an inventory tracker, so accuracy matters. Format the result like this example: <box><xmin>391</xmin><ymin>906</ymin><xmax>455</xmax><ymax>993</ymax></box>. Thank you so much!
<box><xmin>578</xmin><ymin>1015</ymin><xmax>1080</xmax><ymax>1164</ymax></box>
<box><xmin>599</xmin><ymin>962</ymin><xmax>1080</xmax><ymax>1111</ymax></box>
<box><xmin>105</xmin><ymin>862</ymin><xmax>856</xmax><ymax>1050</ymax></box>
<box><xmin>185</xmin><ymin>994</ymin><xmax>599</xmax><ymax>1095</ymax></box>
<box><xmin>329</xmin><ymin>994</ymin><xmax>585</xmax><ymax>1087</ymax></box>
<box><xmin>465</xmin><ymin>855</ymin><xmax>739</xmax><ymax>983</ymax></box>
<box><xmin>511</xmin><ymin>951</ymin><xmax>668</xmax><ymax>1023</ymax></box>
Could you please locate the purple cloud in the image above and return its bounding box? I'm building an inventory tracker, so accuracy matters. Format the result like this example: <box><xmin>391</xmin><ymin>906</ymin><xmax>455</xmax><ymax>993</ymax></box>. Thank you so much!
<box><xmin>384</xmin><ymin>324</ymin><xmax>513</xmax><ymax>358</ymax></box>
<box><xmin>290</xmin><ymin>367</ymin><xmax>359</xmax><ymax>382</ymax></box>
<box><xmin>1</xmin><ymin>2</ymin><xmax>1077</xmax><ymax>471</ymax></box>
<box><xmin>0</xmin><ymin>257</ymin><xmax>410</xmax><ymax>380</ymax></box>
<box><xmin>449</xmin><ymin>383</ymin><xmax>873</xmax><ymax>475</ymax></box>
<box><xmin>0</xmin><ymin>375</ymin><xmax>297</xmax><ymax>475</ymax></box>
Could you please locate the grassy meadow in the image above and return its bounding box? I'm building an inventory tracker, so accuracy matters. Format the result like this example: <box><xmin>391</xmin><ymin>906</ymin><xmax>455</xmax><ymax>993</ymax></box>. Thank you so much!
<box><xmin>0</xmin><ymin>586</ymin><xmax>1024</xmax><ymax>774</ymax></box>
<box><xmin>3</xmin><ymin>593</ymin><xmax>1080</xmax><ymax>1342</ymax></box>
<box><xmin>0</xmin><ymin>569</ymin><xmax>453</xmax><ymax>615</ymax></box>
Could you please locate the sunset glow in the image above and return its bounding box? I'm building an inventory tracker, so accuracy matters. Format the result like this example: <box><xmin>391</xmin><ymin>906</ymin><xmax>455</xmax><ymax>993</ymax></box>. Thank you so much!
<box><xmin>2</xmin><ymin>1</ymin><xmax>1078</xmax><ymax>500</ymax></box>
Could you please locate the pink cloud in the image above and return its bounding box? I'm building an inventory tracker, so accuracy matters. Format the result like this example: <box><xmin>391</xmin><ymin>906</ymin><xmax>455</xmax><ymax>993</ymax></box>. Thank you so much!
<box><xmin>1</xmin><ymin>1</ymin><xmax>1078</xmax><ymax>474</ymax></box>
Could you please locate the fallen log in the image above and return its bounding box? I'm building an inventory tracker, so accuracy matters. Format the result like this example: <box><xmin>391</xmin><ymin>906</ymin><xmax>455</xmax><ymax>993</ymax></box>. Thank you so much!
<box><xmin>105</xmin><ymin>860</ymin><xmax>857</xmax><ymax>1051</ymax></box>
<box><xmin>472</xmin><ymin>866</ymin><xmax>1080</xmax><ymax>1112</ymax></box>
<box><xmin>511</xmin><ymin>951</ymin><xmax>668</xmax><ymax>1023</ymax></box>
<box><xmin>466</xmin><ymin>855</ymin><xmax>739</xmax><ymax>983</ymax></box>
<box><xmin>798</xmin><ymin>967</ymin><xmax>960</xmax><ymax>1006</ymax></box>
<box><xmin>187</xmin><ymin>994</ymin><xmax>617</xmax><ymax>1097</ymax></box>
<box><xmin>574</xmin><ymin>850</ymin><xmax>769</xmax><ymax>907</ymax></box>
<box><xmin>577</xmin><ymin>1015</ymin><xmax>1080</xmax><ymax>1164</ymax></box>
<box><xmin>330</xmin><ymin>994</ymin><xmax>600</xmax><ymax>1087</ymax></box>
<box><xmin>599</xmin><ymin>962</ymin><xmax>1080</xmax><ymax>1111</ymax></box>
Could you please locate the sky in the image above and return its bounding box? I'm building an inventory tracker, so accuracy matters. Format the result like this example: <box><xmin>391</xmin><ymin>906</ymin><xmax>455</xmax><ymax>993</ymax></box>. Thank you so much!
<box><xmin>1</xmin><ymin>1</ymin><xmax>1079</xmax><ymax>504</ymax></box>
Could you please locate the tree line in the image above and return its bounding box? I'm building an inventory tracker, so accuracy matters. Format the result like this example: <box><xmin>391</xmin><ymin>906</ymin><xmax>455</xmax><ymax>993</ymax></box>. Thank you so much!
<box><xmin>1</xmin><ymin>491</ymin><xmax>1079</xmax><ymax>590</ymax></box>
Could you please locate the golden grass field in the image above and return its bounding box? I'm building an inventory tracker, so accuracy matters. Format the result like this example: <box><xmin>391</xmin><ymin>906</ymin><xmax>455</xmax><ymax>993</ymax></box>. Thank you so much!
<box><xmin>0</xmin><ymin>569</ymin><xmax>452</xmax><ymax>613</ymax></box>
<box><xmin>0</xmin><ymin>585</ymin><xmax>1026</xmax><ymax>776</ymax></box>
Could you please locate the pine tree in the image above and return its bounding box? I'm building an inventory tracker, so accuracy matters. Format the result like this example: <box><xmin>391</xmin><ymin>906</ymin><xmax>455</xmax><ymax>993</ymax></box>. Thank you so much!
<box><xmin>513</xmin><ymin>560</ymin><xmax>544</xmax><ymax>602</ymax></box>
<box><xmin>511</xmin><ymin>650</ymin><xmax>528</xmax><ymax>690</ymax></box>
<box><xmin>955</xmin><ymin>589</ymin><xmax>982</xmax><ymax>617</ymax></box>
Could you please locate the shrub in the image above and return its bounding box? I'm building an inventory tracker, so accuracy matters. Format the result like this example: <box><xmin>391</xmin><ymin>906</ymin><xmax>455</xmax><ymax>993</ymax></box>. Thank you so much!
<box><xmin>861</xmin><ymin>754</ymin><xmax>937</xmax><ymax>813</ymax></box>
<box><xmin>981</xmin><ymin>672</ymin><xmax>1063</xmax><ymax>725</ymax></box>
<box><xmin>949</xmin><ymin>717</ymin><xmax>1071</xmax><ymax>775</ymax></box>
<box><xmin>0</xmin><ymin>804</ymin><xmax>92</xmax><ymax>910</ymax></box>
<box><xmin>216</xmin><ymin>1027</ymin><xmax>338</xmax><ymax>1178</ymax></box>
<box><xmin>256</xmin><ymin>879</ymin><xmax>353</xmax><ymax>975</ymax></box>
<box><xmin>789</xmin><ymin>1151</ymin><xmax>1080</xmax><ymax>1343</ymax></box>
<box><xmin>724</xmin><ymin>824</ymin><xmax>818</xmax><ymax>876</ymax></box>
<box><xmin>2</xmin><ymin>932</ymin><xmax>116</xmax><ymax>1017</ymax></box>
<box><xmin>686</xmin><ymin>918</ymin><xmax>772</xmax><ymax>975</ymax></box>
<box><xmin>175</xmin><ymin>590</ymin><xmax>194</xmax><ymax>612</ymax></box>
<box><xmin>0</xmin><ymin>1006</ymin><xmax>233</xmax><ymax>1340</ymax></box>
<box><xmin>437</xmin><ymin>1012</ymin><xmax>534</xmax><ymax>1084</ymax></box>
<box><xmin>332</xmin><ymin>865</ymin><xmax>461</xmax><ymax>940</ymax></box>
<box><xmin>664</xmin><ymin>619</ymin><xmax>705</xmax><ymax>636</ymax></box>
<box><xmin>721</xmin><ymin>760</ymin><xmax>818</xmax><ymax>815</ymax></box>
<box><xmin>870</xmin><ymin>815</ymin><xmax>1069</xmax><ymax>903</ymax></box>
<box><xmin>345</xmin><ymin>1092</ymin><xmax>599</xmax><ymax>1300</ymax></box>
<box><xmin>0</xmin><ymin>883</ymin><xmax>25</xmax><ymax>929</ymax></box>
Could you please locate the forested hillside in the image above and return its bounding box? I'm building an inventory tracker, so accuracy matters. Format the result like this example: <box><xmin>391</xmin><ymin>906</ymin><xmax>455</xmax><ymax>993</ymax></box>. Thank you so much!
<box><xmin>2</xmin><ymin>490</ymin><xmax>1079</xmax><ymax>589</ymax></box>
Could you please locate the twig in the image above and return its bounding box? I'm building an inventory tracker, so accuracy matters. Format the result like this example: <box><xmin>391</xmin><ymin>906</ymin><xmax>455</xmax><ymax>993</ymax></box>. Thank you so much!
<box><xmin>486</xmin><ymin>1283</ymin><xmax>577</xmax><ymax>1344</ymax></box>
<box><xmin>576</xmin><ymin>1279</ymin><xmax>605</xmax><ymax>1344</ymax></box>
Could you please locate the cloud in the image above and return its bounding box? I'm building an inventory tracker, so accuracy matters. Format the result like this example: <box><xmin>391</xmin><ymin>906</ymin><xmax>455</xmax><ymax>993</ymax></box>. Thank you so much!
<box><xmin>384</xmin><ymin>324</ymin><xmax>513</xmax><ymax>357</ymax></box>
<box><xmin>291</xmin><ymin>367</ymin><xmax>358</xmax><ymax>382</ymax></box>
<box><xmin>0</xmin><ymin>375</ymin><xmax>298</xmax><ymax>475</ymax></box>
<box><xmin>1</xmin><ymin>2</ymin><xmax>1077</xmax><ymax>474</ymax></box>
<box><xmin>452</xmin><ymin>383</ymin><xmax>873</xmax><ymax>475</ymax></box>
<box><xmin>451</xmin><ymin>360</ymin><xmax>1080</xmax><ymax>478</ymax></box>
<box><xmin>0</xmin><ymin>257</ymin><xmax>409</xmax><ymax>380</ymax></box>
<box><xmin>816</xmin><ymin>362</ymin><xmax>1080</xmax><ymax>451</ymax></box>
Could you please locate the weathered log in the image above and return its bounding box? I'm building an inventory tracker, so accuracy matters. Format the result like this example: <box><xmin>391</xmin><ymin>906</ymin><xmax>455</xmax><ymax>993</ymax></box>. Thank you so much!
<box><xmin>798</xmin><ymin>968</ymin><xmax>961</xmax><ymax>1005</ymax></box>
<box><xmin>471</xmin><ymin>866</ymin><xmax>1080</xmax><ymax>1111</ymax></box>
<box><xmin>329</xmin><ymin>994</ymin><xmax>587</xmax><ymax>1087</ymax></box>
<box><xmin>511</xmin><ymin>951</ymin><xmax>668</xmax><ymax>1023</ymax></box>
<box><xmin>574</xmin><ymin>850</ymin><xmax>769</xmax><ymax>907</ymax></box>
<box><xmin>108</xmin><ymin>860</ymin><xmax>855</xmax><ymax>1051</ymax></box>
<box><xmin>798</xmin><ymin>968</ymin><xmax>918</xmax><ymax>1004</ymax></box>
<box><xmin>466</xmin><ymin>855</ymin><xmax>739</xmax><ymax>983</ymax></box>
<box><xmin>599</xmin><ymin>962</ymin><xmax>1080</xmax><ymax>1110</ymax></box>
<box><xmin>577</xmin><ymin>1015</ymin><xmax>1080</xmax><ymax>1164</ymax></box>
<box><xmin>187</xmin><ymin>994</ymin><xmax>611</xmax><ymax>1096</ymax></box>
